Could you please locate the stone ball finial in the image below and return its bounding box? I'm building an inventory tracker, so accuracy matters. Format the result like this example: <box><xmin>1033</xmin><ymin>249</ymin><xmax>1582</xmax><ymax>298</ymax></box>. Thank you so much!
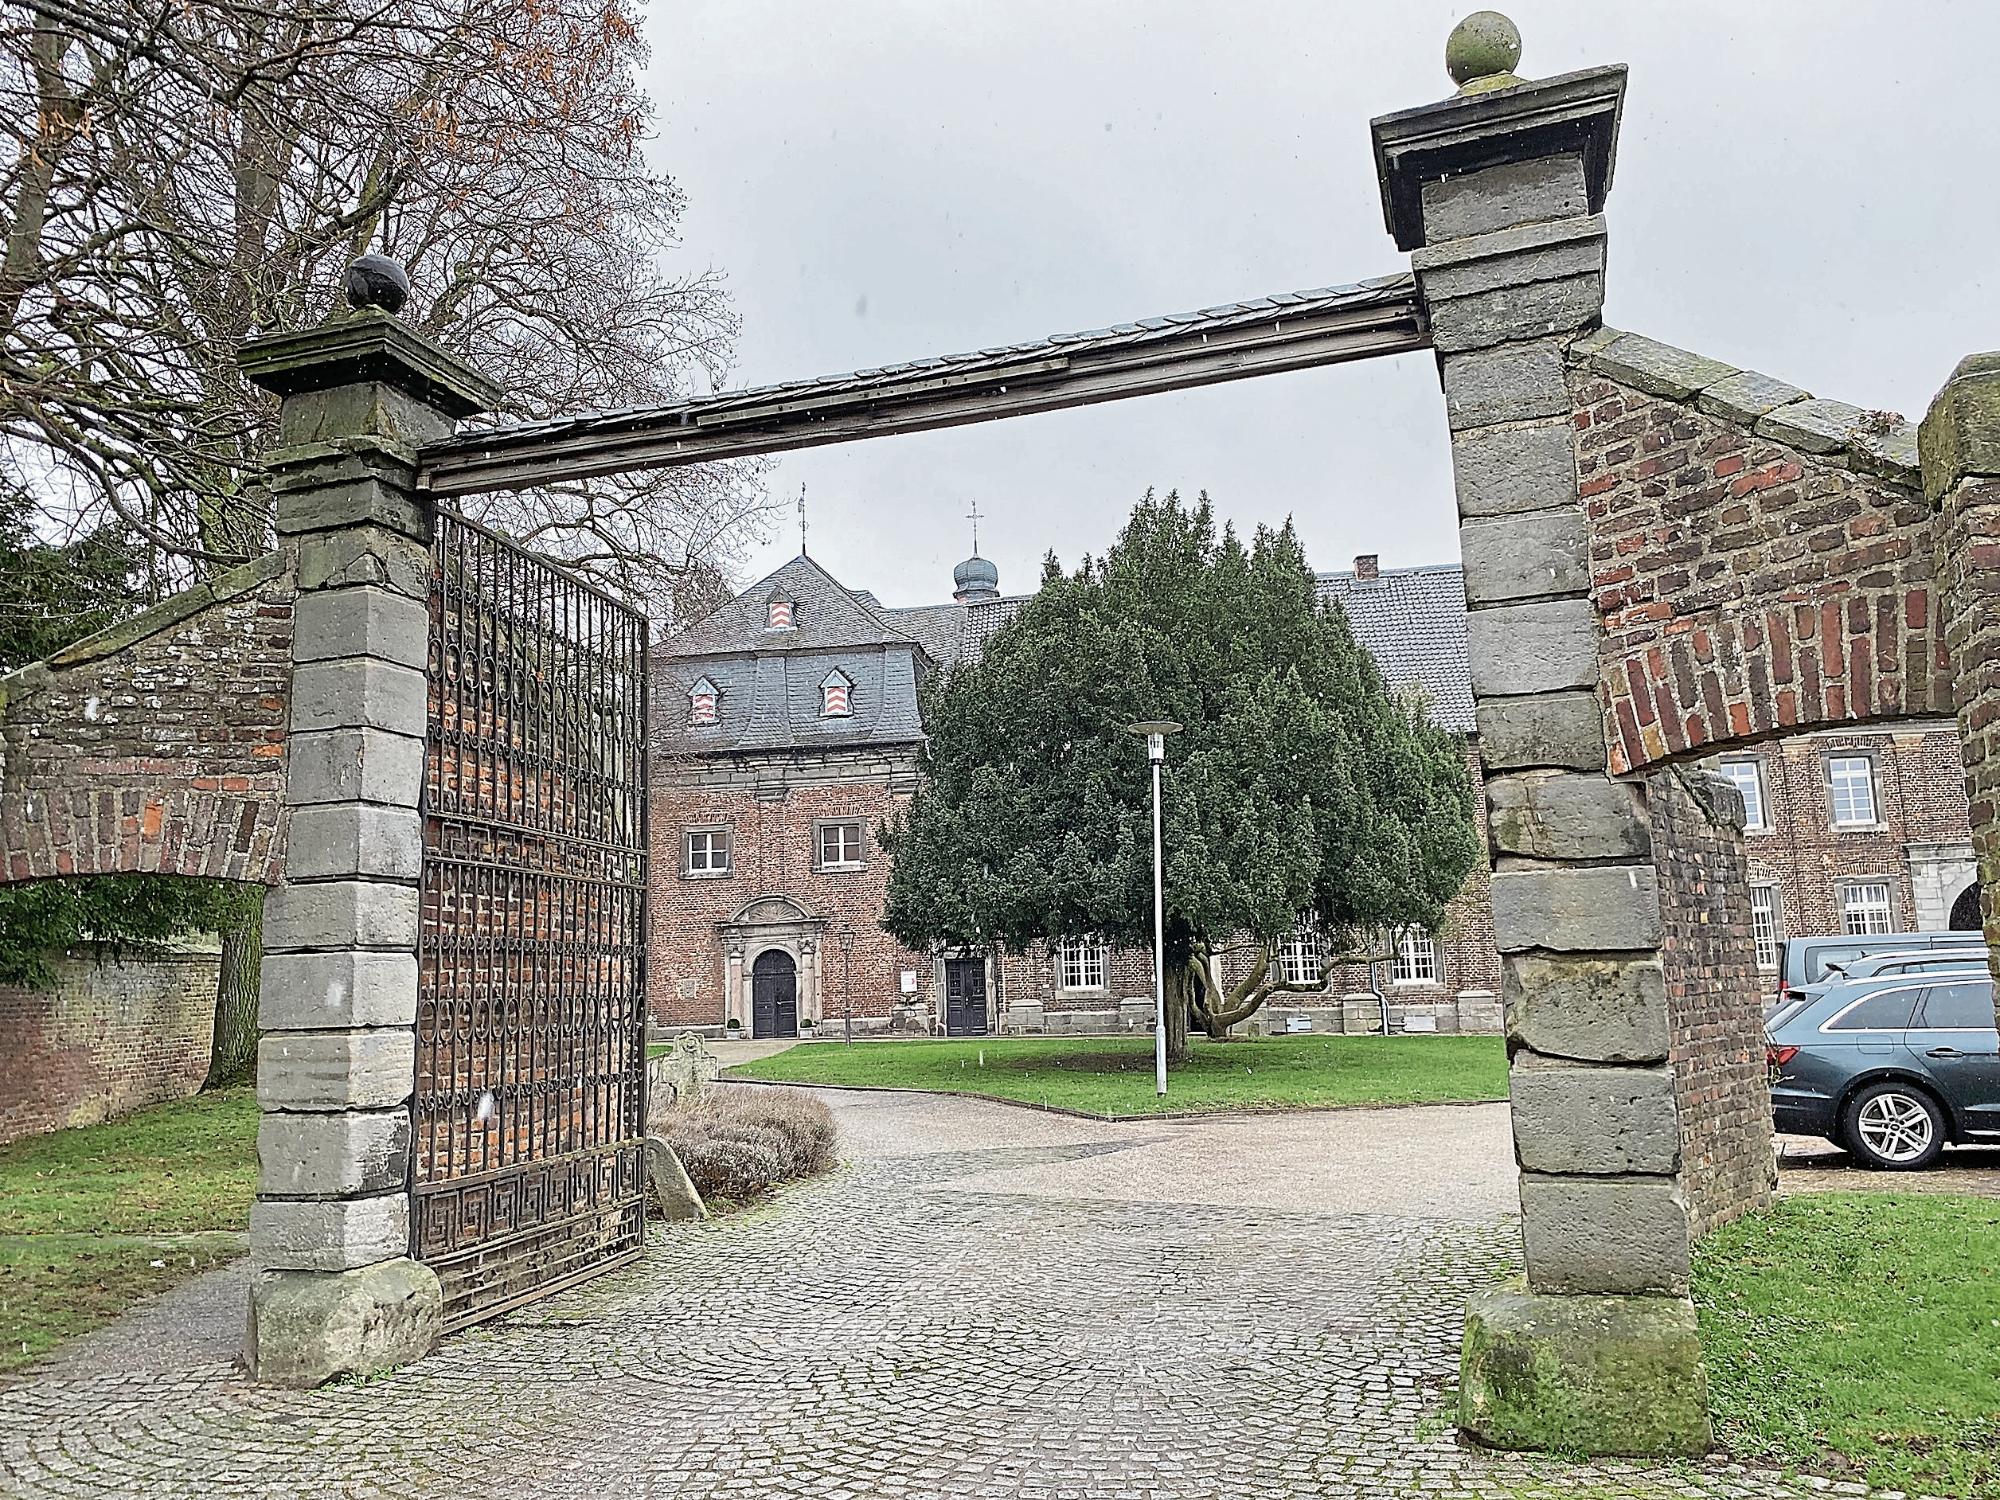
<box><xmin>1445</xmin><ymin>10</ymin><xmax>1523</xmax><ymax>89</ymax></box>
<box><xmin>345</xmin><ymin>253</ymin><xmax>411</xmax><ymax>315</ymax></box>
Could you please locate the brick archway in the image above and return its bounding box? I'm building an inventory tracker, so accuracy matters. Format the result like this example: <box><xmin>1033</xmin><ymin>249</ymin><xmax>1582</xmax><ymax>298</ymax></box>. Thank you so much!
<box><xmin>1565</xmin><ymin>330</ymin><xmax>1948</xmax><ymax>775</ymax></box>
<box><xmin>0</xmin><ymin>553</ymin><xmax>292</xmax><ymax>886</ymax></box>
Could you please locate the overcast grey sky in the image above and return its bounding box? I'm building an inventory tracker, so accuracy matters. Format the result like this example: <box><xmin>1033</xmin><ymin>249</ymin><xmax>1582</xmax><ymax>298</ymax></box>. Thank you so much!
<box><xmin>643</xmin><ymin>2</ymin><xmax>1997</xmax><ymax>607</ymax></box>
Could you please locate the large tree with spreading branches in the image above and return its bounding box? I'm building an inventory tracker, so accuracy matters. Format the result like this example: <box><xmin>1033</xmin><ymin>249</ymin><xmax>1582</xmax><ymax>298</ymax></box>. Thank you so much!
<box><xmin>882</xmin><ymin>492</ymin><xmax>1480</xmax><ymax>1061</ymax></box>
<box><xmin>1</xmin><ymin>0</ymin><xmax>767</xmax><ymax>606</ymax></box>
<box><xmin>2</xmin><ymin>0</ymin><xmax>765</xmax><ymax>1072</ymax></box>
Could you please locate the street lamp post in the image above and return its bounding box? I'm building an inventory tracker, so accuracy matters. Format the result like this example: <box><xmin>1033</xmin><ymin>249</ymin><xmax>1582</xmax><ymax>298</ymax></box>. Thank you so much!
<box><xmin>836</xmin><ymin>920</ymin><xmax>856</xmax><ymax>1045</ymax></box>
<box><xmin>1123</xmin><ymin>720</ymin><xmax>1181</xmax><ymax>1097</ymax></box>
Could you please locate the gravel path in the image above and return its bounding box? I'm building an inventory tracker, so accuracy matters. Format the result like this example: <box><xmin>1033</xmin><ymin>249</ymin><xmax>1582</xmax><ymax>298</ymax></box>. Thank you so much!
<box><xmin>0</xmin><ymin>1089</ymin><xmax>1886</xmax><ymax>1498</ymax></box>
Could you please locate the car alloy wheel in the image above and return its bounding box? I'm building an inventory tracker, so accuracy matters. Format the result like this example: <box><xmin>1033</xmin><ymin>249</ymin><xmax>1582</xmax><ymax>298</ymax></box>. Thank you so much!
<box><xmin>1846</xmin><ymin>1084</ymin><xmax>1944</xmax><ymax>1170</ymax></box>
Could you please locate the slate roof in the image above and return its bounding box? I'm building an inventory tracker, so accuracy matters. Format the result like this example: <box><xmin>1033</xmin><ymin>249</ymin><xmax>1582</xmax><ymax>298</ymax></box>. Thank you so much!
<box><xmin>879</xmin><ymin>597</ymin><xmax>1027</xmax><ymax>670</ymax></box>
<box><xmin>1315</xmin><ymin>564</ymin><xmax>1475</xmax><ymax>733</ymax></box>
<box><xmin>664</xmin><ymin>553</ymin><xmax>920</xmax><ymax>659</ymax></box>
<box><xmin>656</xmin><ymin>645</ymin><xmax>924</xmax><ymax>756</ymax></box>
<box><xmin>656</xmin><ymin>551</ymin><xmax>1476</xmax><ymax>757</ymax></box>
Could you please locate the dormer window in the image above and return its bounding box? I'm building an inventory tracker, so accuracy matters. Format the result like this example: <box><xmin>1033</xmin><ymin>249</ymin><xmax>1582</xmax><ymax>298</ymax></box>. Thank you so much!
<box><xmin>689</xmin><ymin>676</ymin><xmax>719</xmax><ymax>726</ymax></box>
<box><xmin>766</xmin><ymin>593</ymin><xmax>795</xmax><ymax>631</ymax></box>
<box><xmin>820</xmin><ymin>668</ymin><xmax>852</xmax><ymax>717</ymax></box>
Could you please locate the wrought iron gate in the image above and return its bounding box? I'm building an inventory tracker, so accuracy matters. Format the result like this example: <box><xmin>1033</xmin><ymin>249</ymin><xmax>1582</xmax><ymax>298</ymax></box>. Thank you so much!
<box><xmin>413</xmin><ymin>509</ymin><xmax>649</xmax><ymax>1330</ymax></box>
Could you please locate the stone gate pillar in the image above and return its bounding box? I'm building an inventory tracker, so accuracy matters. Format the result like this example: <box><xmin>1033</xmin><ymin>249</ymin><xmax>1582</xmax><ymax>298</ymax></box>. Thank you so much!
<box><xmin>1372</xmin><ymin>16</ymin><xmax>1708</xmax><ymax>1455</ymax></box>
<box><xmin>1919</xmin><ymin>355</ymin><xmax>2000</xmax><ymax>996</ymax></box>
<box><xmin>237</xmin><ymin>276</ymin><xmax>500</xmax><ymax>1385</ymax></box>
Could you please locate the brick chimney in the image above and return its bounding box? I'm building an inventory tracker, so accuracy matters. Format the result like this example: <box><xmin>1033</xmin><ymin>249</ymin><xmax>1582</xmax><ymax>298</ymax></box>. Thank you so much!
<box><xmin>1354</xmin><ymin>554</ymin><xmax>1380</xmax><ymax>582</ymax></box>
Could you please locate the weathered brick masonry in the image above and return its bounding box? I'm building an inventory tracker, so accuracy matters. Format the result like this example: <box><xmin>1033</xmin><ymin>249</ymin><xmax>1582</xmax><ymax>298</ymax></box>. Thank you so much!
<box><xmin>648</xmin><ymin>753</ymin><xmax>939</xmax><ymax>1030</ymax></box>
<box><xmin>1647</xmin><ymin>769</ymin><xmax>1771</xmax><ymax>1238</ymax></box>
<box><xmin>0</xmin><ymin>947</ymin><xmax>220</xmax><ymax>1145</ymax></box>
<box><xmin>0</xmin><ymin>552</ymin><xmax>294</xmax><ymax>886</ymax></box>
<box><xmin>1570</xmin><ymin>330</ymin><xmax>1943</xmax><ymax>773</ymax></box>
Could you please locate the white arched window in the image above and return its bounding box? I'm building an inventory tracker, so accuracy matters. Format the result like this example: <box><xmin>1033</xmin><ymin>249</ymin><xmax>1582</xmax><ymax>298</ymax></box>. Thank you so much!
<box><xmin>820</xmin><ymin>668</ymin><xmax>852</xmax><ymax>717</ymax></box>
<box><xmin>689</xmin><ymin>676</ymin><xmax>719</xmax><ymax>726</ymax></box>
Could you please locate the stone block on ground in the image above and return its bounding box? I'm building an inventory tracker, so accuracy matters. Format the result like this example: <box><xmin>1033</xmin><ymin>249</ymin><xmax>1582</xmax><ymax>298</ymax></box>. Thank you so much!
<box><xmin>245</xmin><ymin>1257</ymin><xmax>442</xmax><ymax>1388</ymax></box>
<box><xmin>1458</xmin><ymin>1286</ymin><xmax>1711</xmax><ymax>1457</ymax></box>
<box><xmin>643</xmin><ymin>1135</ymin><xmax>709</xmax><ymax>1223</ymax></box>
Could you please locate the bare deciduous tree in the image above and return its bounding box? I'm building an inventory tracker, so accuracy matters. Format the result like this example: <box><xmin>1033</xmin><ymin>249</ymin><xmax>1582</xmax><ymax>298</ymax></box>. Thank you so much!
<box><xmin>2</xmin><ymin>0</ymin><xmax>770</xmax><ymax>1077</ymax></box>
<box><xmin>1</xmin><ymin>0</ymin><xmax>771</xmax><ymax>606</ymax></box>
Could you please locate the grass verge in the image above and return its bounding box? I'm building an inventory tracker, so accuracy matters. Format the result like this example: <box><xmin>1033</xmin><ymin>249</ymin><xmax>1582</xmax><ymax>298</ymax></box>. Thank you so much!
<box><xmin>1694</xmin><ymin>1191</ymin><xmax>2000</xmax><ymax>1499</ymax></box>
<box><xmin>725</xmin><ymin>1033</ymin><xmax>1508</xmax><ymax>1116</ymax></box>
<box><xmin>0</xmin><ymin>1087</ymin><xmax>258</xmax><ymax>1372</ymax></box>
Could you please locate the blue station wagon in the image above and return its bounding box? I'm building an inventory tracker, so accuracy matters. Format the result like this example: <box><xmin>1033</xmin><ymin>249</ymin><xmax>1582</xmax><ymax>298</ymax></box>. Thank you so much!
<box><xmin>1767</xmin><ymin>973</ymin><xmax>2000</xmax><ymax>1169</ymax></box>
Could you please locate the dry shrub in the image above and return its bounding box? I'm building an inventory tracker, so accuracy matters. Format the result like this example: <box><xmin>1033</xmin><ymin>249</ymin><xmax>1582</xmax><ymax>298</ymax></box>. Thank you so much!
<box><xmin>662</xmin><ymin>1086</ymin><xmax>837</xmax><ymax>1202</ymax></box>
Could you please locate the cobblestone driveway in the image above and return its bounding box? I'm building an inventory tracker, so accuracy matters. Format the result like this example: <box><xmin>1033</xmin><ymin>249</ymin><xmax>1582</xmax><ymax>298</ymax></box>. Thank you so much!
<box><xmin>2</xmin><ymin>1091</ymin><xmax>1852</xmax><ymax>1499</ymax></box>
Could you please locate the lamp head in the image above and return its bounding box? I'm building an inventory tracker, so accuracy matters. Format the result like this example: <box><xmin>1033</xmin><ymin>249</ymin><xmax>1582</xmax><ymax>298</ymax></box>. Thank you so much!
<box><xmin>1123</xmin><ymin>719</ymin><xmax>1182</xmax><ymax>763</ymax></box>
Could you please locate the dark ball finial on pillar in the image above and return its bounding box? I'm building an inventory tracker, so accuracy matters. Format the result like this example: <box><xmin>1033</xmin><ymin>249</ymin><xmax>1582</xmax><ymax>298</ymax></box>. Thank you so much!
<box><xmin>345</xmin><ymin>253</ymin><xmax>412</xmax><ymax>315</ymax></box>
<box><xmin>1445</xmin><ymin>10</ymin><xmax>1524</xmax><ymax>94</ymax></box>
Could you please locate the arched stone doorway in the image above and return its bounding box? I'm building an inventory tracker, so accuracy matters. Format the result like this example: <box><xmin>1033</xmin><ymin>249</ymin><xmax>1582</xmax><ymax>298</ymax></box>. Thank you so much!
<box><xmin>1950</xmin><ymin>883</ymin><xmax>1984</xmax><ymax>931</ymax></box>
<box><xmin>752</xmin><ymin>949</ymin><xmax>800</xmax><ymax>1038</ymax></box>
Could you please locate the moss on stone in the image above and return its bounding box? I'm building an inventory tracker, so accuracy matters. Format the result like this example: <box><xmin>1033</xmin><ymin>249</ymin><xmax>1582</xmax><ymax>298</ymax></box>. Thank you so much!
<box><xmin>1459</xmin><ymin>1285</ymin><xmax>1711</xmax><ymax>1457</ymax></box>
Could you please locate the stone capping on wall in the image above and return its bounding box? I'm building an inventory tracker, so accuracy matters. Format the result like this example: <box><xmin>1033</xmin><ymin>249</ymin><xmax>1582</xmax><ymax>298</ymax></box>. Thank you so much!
<box><xmin>0</xmin><ymin>550</ymin><xmax>290</xmax><ymax>711</ymax></box>
<box><xmin>1569</xmin><ymin>326</ymin><xmax>1921</xmax><ymax>489</ymax></box>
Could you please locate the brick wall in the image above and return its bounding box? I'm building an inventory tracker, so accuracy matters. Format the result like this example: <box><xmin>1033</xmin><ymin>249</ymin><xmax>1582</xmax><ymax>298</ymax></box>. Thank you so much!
<box><xmin>1570</xmin><ymin>334</ymin><xmax>1948</xmax><ymax>774</ymax></box>
<box><xmin>1734</xmin><ymin>724</ymin><xmax>1973</xmax><ymax>944</ymax></box>
<box><xmin>0</xmin><ymin>947</ymin><xmax>219</xmax><ymax>1144</ymax></box>
<box><xmin>1648</xmin><ymin>768</ymin><xmax>1772</xmax><ymax>1238</ymax></box>
<box><xmin>0</xmin><ymin>553</ymin><xmax>293</xmax><ymax>886</ymax></box>
<box><xmin>648</xmin><ymin>751</ymin><xmax>939</xmax><ymax>1030</ymax></box>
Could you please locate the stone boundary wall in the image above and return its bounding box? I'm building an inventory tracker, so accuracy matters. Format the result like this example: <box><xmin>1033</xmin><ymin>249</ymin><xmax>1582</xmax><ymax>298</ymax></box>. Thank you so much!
<box><xmin>1647</xmin><ymin>767</ymin><xmax>1772</xmax><ymax>1238</ymax></box>
<box><xmin>1571</xmin><ymin>329</ymin><xmax>1948</xmax><ymax>773</ymax></box>
<box><xmin>0</xmin><ymin>946</ymin><xmax>220</xmax><ymax>1144</ymax></box>
<box><xmin>0</xmin><ymin>553</ymin><xmax>294</xmax><ymax>885</ymax></box>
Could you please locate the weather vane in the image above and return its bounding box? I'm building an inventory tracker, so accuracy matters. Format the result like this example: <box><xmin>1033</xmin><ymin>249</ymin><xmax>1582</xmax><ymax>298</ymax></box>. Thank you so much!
<box><xmin>797</xmin><ymin>482</ymin><xmax>808</xmax><ymax>556</ymax></box>
<box><xmin>967</xmin><ymin>498</ymin><xmax>984</xmax><ymax>555</ymax></box>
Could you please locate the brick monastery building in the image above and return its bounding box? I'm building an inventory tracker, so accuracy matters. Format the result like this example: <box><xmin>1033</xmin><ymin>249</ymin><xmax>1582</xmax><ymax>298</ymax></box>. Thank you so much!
<box><xmin>649</xmin><ymin>549</ymin><xmax>1982</xmax><ymax>1039</ymax></box>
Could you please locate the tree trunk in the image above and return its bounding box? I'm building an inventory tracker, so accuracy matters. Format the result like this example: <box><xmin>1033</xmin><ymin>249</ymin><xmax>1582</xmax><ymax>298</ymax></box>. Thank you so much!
<box><xmin>204</xmin><ymin>901</ymin><xmax>262</xmax><ymax>1089</ymax></box>
<box><xmin>1165</xmin><ymin>962</ymin><xmax>1192</xmax><ymax>1064</ymax></box>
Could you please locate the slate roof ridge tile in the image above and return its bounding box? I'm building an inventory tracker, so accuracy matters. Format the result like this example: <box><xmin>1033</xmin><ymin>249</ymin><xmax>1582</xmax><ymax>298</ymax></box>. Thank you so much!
<box><xmin>1574</xmin><ymin>326</ymin><xmax>1919</xmax><ymax>487</ymax></box>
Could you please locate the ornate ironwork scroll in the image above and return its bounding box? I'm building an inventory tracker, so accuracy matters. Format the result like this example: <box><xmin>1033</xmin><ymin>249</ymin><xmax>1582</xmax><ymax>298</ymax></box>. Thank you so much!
<box><xmin>416</xmin><ymin>509</ymin><xmax>649</xmax><ymax>1330</ymax></box>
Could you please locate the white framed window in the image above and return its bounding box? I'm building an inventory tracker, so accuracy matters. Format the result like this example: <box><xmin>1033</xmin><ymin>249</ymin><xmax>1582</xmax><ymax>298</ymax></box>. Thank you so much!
<box><xmin>685</xmin><ymin>828</ymin><xmax>731</xmax><ymax>876</ymax></box>
<box><xmin>816</xmin><ymin>820</ymin><xmax>865</xmax><ymax>871</ymax></box>
<box><xmin>1749</xmin><ymin>883</ymin><xmax>1782</xmax><ymax>971</ymax></box>
<box><xmin>766</xmin><ymin>594</ymin><xmax>795</xmax><ymax>630</ymax></box>
<box><xmin>821</xmin><ymin>668</ymin><xmax>852</xmax><ymax>717</ymax></box>
<box><xmin>1827</xmin><ymin>755</ymin><xmax>1877</xmax><ymax>828</ymax></box>
<box><xmin>1839</xmin><ymin>880</ymin><xmax>1895</xmax><ymax>936</ymax></box>
<box><xmin>1057</xmin><ymin>938</ymin><xmax>1107</xmax><ymax>992</ymax></box>
<box><xmin>1277</xmin><ymin>929</ymin><xmax>1322</xmax><ymax>987</ymax></box>
<box><xmin>689</xmin><ymin>676</ymin><xmax>719</xmax><ymax>726</ymax></box>
<box><xmin>1392</xmin><ymin>928</ymin><xmax>1439</xmax><ymax>985</ymax></box>
<box><xmin>1718</xmin><ymin>759</ymin><xmax>1766</xmax><ymax>831</ymax></box>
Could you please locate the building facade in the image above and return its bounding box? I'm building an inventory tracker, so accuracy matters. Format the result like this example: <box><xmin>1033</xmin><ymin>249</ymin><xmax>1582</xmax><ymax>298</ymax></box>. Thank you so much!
<box><xmin>649</xmin><ymin>552</ymin><xmax>1981</xmax><ymax>1039</ymax></box>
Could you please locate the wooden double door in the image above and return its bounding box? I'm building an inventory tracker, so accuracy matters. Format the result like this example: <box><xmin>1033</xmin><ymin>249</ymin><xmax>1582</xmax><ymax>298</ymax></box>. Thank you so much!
<box><xmin>943</xmin><ymin>958</ymin><xmax>989</xmax><ymax>1036</ymax></box>
<box><xmin>752</xmin><ymin>949</ymin><xmax>799</xmax><ymax>1038</ymax></box>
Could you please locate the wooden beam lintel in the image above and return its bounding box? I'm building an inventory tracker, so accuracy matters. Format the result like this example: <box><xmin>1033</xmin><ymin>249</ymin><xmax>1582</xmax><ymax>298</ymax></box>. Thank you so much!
<box><xmin>422</xmin><ymin>305</ymin><xmax>1428</xmax><ymax>497</ymax></box>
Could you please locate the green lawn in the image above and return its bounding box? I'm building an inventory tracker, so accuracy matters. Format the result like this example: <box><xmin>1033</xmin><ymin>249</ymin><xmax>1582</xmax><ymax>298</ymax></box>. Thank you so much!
<box><xmin>725</xmin><ymin>1033</ymin><xmax>1509</xmax><ymax>1116</ymax></box>
<box><xmin>0</xmin><ymin>1087</ymin><xmax>257</xmax><ymax>1372</ymax></box>
<box><xmin>1695</xmin><ymin>1192</ymin><xmax>2000</xmax><ymax>1498</ymax></box>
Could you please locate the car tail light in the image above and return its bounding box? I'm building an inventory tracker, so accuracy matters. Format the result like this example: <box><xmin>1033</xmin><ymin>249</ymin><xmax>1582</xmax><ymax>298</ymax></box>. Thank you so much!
<box><xmin>1766</xmin><ymin>1043</ymin><xmax>1798</xmax><ymax>1072</ymax></box>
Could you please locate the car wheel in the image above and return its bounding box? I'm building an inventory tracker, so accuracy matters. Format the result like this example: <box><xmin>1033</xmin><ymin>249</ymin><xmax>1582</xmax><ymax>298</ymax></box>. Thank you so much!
<box><xmin>1842</xmin><ymin>1082</ymin><xmax>1946</xmax><ymax>1170</ymax></box>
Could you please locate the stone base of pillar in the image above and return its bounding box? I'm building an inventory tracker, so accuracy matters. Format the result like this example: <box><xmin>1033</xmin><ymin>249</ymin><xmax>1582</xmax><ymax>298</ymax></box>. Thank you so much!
<box><xmin>245</xmin><ymin>1257</ymin><xmax>443</xmax><ymax>1388</ymax></box>
<box><xmin>1458</xmin><ymin>1285</ymin><xmax>1710</xmax><ymax>1458</ymax></box>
